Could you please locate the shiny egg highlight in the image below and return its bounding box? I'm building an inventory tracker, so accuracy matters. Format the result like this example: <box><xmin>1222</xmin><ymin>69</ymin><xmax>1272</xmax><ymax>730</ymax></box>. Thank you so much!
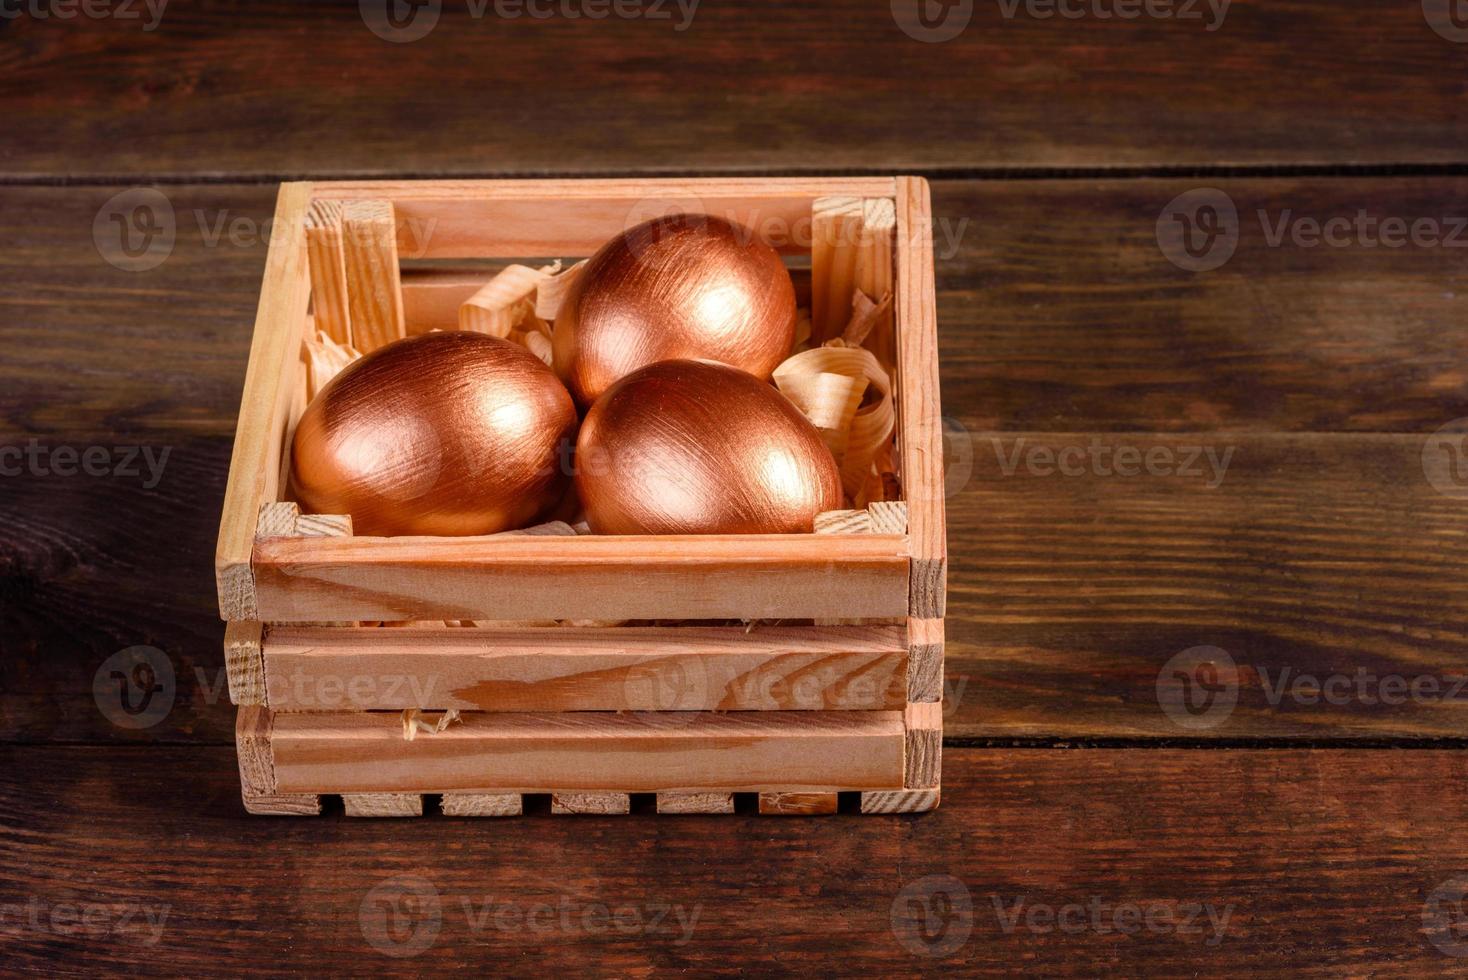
<box><xmin>290</xmin><ymin>331</ymin><xmax>577</xmax><ymax>536</ymax></box>
<box><xmin>553</xmin><ymin>213</ymin><xmax>797</xmax><ymax>406</ymax></box>
<box><xmin>575</xmin><ymin>359</ymin><xmax>843</xmax><ymax>535</ymax></box>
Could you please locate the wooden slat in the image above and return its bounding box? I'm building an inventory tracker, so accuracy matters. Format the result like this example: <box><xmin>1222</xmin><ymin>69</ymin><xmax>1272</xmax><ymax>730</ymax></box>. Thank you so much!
<box><xmin>265</xmin><ymin>708</ymin><xmax>906</xmax><ymax>794</ymax></box>
<box><xmin>904</xmin><ymin>701</ymin><xmax>942</xmax><ymax>789</ymax></box>
<box><xmin>758</xmin><ymin>792</ymin><xmax>838</xmax><ymax>815</ymax></box>
<box><xmin>339</xmin><ymin>199</ymin><xmax>405</xmax><ymax>351</ymax></box>
<box><xmin>214</xmin><ymin>182</ymin><xmax>313</xmax><ymax>622</ymax></box>
<box><xmin>250</xmin><ymin>533</ymin><xmax>910</xmax><ymax>623</ymax></box>
<box><xmin>907</xmin><ymin>617</ymin><xmax>943</xmax><ymax>704</ymax></box>
<box><xmin>313</xmin><ymin>178</ymin><xmax>897</xmax><ymax>258</ymax></box>
<box><xmin>303</xmin><ymin>199</ymin><xmax>352</xmax><ymax>345</ymax></box>
<box><xmin>235</xmin><ymin>705</ymin><xmax>320</xmax><ymax>816</ymax></box>
<box><xmin>342</xmin><ymin>793</ymin><xmax>422</xmax><ymax>818</ymax></box>
<box><xmin>656</xmin><ymin>792</ymin><xmax>736</xmax><ymax>814</ymax></box>
<box><xmin>856</xmin><ymin>197</ymin><xmax>897</xmax><ymax>369</ymax></box>
<box><xmin>810</xmin><ymin>196</ymin><xmax>863</xmax><ymax>344</ymax></box>
<box><xmin>895</xmin><ymin>177</ymin><xmax>946</xmax><ymax>622</ymax></box>
<box><xmin>8</xmin><ymin>746</ymin><xmax>1468</xmax><ymax>972</ymax></box>
<box><xmin>860</xmin><ymin>788</ymin><xmax>939</xmax><ymax>814</ymax></box>
<box><xmin>551</xmin><ymin>793</ymin><xmax>631</xmax><ymax>815</ymax></box>
<box><xmin>441</xmin><ymin>793</ymin><xmax>522</xmax><ymax>817</ymax></box>
<box><xmin>262</xmin><ymin>624</ymin><xmax>907</xmax><ymax>711</ymax></box>
<box><xmin>7</xmin><ymin>5</ymin><xmax>1466</xmax><ymax>177</ymax></box>
<box><xmin>224</xmin><ymin>620</ymin><xmax>265</xmax><ymax>706</ymax></box>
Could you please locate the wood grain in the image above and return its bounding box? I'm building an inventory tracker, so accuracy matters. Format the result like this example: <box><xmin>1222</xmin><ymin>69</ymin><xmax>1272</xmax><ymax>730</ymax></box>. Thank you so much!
<box><xmin>265</xmin><ymin>708</ymin><xmax>906</xmax><ymax>794</ymax></box>
<box><xmin>943</xmin><ymin>433</ymin><xmax>1468</xmax><ymax>739</ymax></box>
<box><xmin>339</xmin><ymin>199</ymin><xmax>405</xmax><ymax>351</ymax></box>
<box><xmin>303</xmin><ymin>199</ymin><xmax>352</xmax><ymax>345</ymax></box>
<box><xmin>6</xmin><ymin>178</ymin><xmax>1465</xmax><ymax>439</ymax></box>
<box><xmin>0</xmin><ymin>185</ymin><xmax>277</xmax><ymax>436</ymax></box>
<box><xmin>4</xmin><ymin>3</ymin><xmax>1466</xmax><ymax>177</ymax></box>
<box><xmin>316</xmin><ymin>177</ymin><xmax>895</xmax><ymax>257</ymax></box>
<box><xmin>6</xmin><ymin>745</ymin><xmax>1468</xmax><ymax>974</ymax></box>
<box><xmin>758</xmin><ymin>792</ymin><xmax>838</xmax><ymax>815</ymax></box>
<box><xmin>214</xmin><ymin>182</ymin><xmax>313</xmax><ymax>621</ymax></box>
<box><xmin>944</xmin><ymin>177</ymin><xmax>1468</xmax><ymax>432</ymax></box>
<box><xmin>261</xmin><ymin>623</ymin><xmax>907</xmax><ymax>712</ymax></box>
<box><xmin>250</xmin><ymin>533</ymin><xmax>911</xmax><ymax>623</ymax></box>
<box><xmin>656</xmin><ymin>792</ymin><xmax>736</xmax><ymax>814</ymax></box>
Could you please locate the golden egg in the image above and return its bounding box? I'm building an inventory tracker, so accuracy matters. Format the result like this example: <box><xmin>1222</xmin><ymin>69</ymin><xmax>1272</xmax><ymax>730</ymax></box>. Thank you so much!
<box><xmin>290</xmin><ymin>331</ymin><xmax>576</xmax><ymax>536</ymax></box>
<box><xmin>576</xmin><ymin>360</ymin><xmax>842</xmax><ymax>535</ymax></box>
<box><xmin>553</xmin><ymin>213</ymin><xmax>797</xmax><ymax>406</ymax></box>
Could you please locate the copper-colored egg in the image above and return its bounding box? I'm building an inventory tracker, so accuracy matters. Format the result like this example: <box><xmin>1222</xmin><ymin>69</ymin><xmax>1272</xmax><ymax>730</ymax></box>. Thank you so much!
<box><xmin>290</xmin><ymin>331</ymin><xmax>576</xmax><ymax>536</ymax></box>
<box><xmin>553</xmin><ymin>213</ymin><xmax>797</xmax><ymax>406</ymax></box>
<box><xmin>576</xmin><ymin>360</ymin><xmax>842</xmax><ymax>535</ymax></box>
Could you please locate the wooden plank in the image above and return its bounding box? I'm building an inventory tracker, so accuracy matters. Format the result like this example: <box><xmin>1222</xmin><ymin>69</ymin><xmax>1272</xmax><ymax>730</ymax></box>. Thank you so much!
<box><xmin>10</xmin><ymin>745</ymin><xmax>1468</xmax><ymax>972</ymax></box>
<box><xmin>906</xmin><ymin>617</ymin><xmax>944</xmax><ymax>704</ymax></box>
<box><xmin>946</xmin><ymin>177</ymin><xmax>1468</xmax><ymax>432</ymax></box>
<box><xmin>551</xmin><ymin>793</ymin><xmax>631</xmax><ymax>815</ymax></box>
<box><xmin>904</xmin><ymin>701</ymin><xmax>942</xmax><ymax>790</ymax></box>
<box><xmin>441</xmin><ymin>793</ymin><xmax>522</xmax><ymax>817</ymax></box>
<box><xmin>812</xmin><ymin>508</ymin><xmax>871</xmax><ymax>534</ymax></box>
<box><xmin>261</xmin><ymin>624</ymin><xmax>907</xmax><ymax>711</ymax></box>
<box><xmin>656</xmin><ymin>793</ymin><xmax>736</xmax><ymax>815</ymax></box>
<box><xmin>810</xmin><ymin>196</ymin><xmax>863</xmax><ymax>344</ymax></box>
<box><xmin>235</xmin><ymin>705</ymin><xmax>320</xmax><ymax>816</ymax></box>
<box><xmin>11</xmin><ymin>177</ymin><xmax>1468</xmax><ymax>440</ymax></box>
<box><xmin>224</xmin><ymin>620</ymin><xmax>265</xmax><ymax>706</ymax></box>
<box><xmin>945</xmin><ymin>432</ymin><xmax>1468</xmax><ymax>739</ymax></box>
<box><xmin>895</xmin><ymin>177</ymin><xmax>946</xmax><ymax>621</ymax></box>
<box><xmin>400</xmin><ymin>269</ymin><xmax>490</xmax><ymax>332</ymax></box>
<box><xmin>860</xmin><ymin>789</ymin><xmax>939</xmax><ymax>814</ymax></box>
<box><xmin>303</xmin><ymin>199</ymin><xmax>352</xmax><ymax>346</ymax></box>
<box><xmin>758</xmin><ymin>792</ymin><xmax>838</xmax><ymax>816</ymax></box>
<box><xmin>251</xmin><ymin>533</ymin><xmax>910</xmax><ymax>623</ymax></box>
<box><xmin>343</xmin><ymin>793</ymin><xmax>423</xmax><ymax>818</ymax></box>
<box><xmin>856</xmin><ymin>197</ymin><xmax>897</xmax><ymax>369</ymax></box>
<box><xmin>340</xmin><ymin>200</ymin><xmax>405</xmax><ymax>352</ymax></box>
<box><xmin>264</xmin><ymin>708</ymin><xmax>906</xmax><ymax>794</ymax></box>
<box><xmin>7</xmin><ymin>5</ymin><xmax>1465</xmax><ymax>177</ymax></box>
<box><xmin>214</xmin><ymin>182</ymin><xmax>314</xmax><ymax>623</ymax></box>
<box><xmin>314</xmin><ymin>178</ymin><xmax>898</xmax><ymax>258</ymax></box>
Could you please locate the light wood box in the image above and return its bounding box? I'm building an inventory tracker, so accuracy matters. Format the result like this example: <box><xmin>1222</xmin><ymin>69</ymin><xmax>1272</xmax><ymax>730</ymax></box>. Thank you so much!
<box><xmin>217</xmin><ymin>177</ymin><xmax>944</xmax><ymax>817</ymax></box>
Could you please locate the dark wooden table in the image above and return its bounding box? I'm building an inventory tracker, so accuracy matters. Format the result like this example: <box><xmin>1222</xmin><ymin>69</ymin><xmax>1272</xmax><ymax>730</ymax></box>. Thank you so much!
<box><xmin>5</xmin><ymin>3</ymin><xmax>1468</xmax><ymax>974</ymax></box>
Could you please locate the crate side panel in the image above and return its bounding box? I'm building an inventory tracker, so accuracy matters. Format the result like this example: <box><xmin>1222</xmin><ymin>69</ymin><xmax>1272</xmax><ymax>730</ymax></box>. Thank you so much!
<box><xmin>267</xmin><ymin>709</ymin><xmax>906</xmax><ymax>794</ymax></box>
<box><xmin>263</xmin><ymin>624</ymin><xmax>908</xmax><ymax>711</ymax></box>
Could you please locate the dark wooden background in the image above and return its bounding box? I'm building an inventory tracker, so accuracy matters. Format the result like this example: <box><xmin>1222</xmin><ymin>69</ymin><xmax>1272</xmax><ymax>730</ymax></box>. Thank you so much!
<box><xmin>4</xmin><ymin>2</ymin><xmax>1468</xmax><ymax>974</ymax></box>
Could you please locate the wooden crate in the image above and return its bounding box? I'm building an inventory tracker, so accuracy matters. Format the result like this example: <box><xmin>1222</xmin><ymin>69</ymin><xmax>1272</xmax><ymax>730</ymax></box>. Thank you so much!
<box><xmin>217</xmin><ymin>177</ymin><xmax>944</xmax><ymax>816</ymax></box>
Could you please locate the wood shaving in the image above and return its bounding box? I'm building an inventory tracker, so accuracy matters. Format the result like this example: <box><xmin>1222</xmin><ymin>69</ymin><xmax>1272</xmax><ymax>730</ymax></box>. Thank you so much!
<box><xmin>401</xmin><ymin>708</ymin><xmax>461</xmax><ymax>741</ymax></box>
